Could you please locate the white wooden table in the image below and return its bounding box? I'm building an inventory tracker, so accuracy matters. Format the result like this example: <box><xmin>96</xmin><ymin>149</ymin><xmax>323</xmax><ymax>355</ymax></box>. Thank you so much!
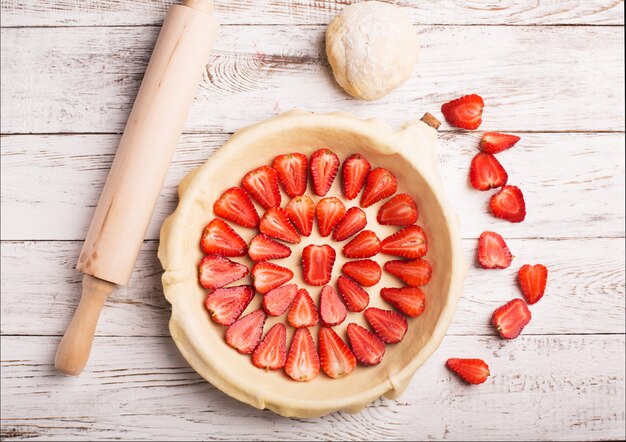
<box><xmin>1</xmin><ymin>1</ymin><xmax>625</xmax><ymax>440</ymax></box>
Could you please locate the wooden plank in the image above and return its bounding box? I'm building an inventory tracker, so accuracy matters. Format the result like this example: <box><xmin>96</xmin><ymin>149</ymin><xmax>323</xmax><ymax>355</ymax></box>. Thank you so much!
<box><xmin>1</xmin><ymin>335</ymin><xmax>624</xmax><ymax>440</ymax></box>
<box><xmin>1</xmin><ymin>26</ymin><xmax>624</xmax><ymax>134</ymax></box>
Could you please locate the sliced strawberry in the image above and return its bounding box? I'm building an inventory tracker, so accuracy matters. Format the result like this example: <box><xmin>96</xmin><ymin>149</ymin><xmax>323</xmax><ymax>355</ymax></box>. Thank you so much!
<box><xmin>381</xmin><ymin>225</ymin><xmax>428</xmax><ymax>259</ymax></box>
<box><xmin>225</xmin><ymin>309</ymin><xmax>266</xmax><ymax>354</ymax></box>
<box><xmin>200</xmin><ymin>218</ymin><xmax>248</xmax><ymax>257</ymax></box>
<box><xmin>342</xmin><ymin>154</ymin><xmax>371</xmax><ymax>200</ymax></box>
<box><xmin>204</xmin><ymin>285</ymin><xmax>254</xmax><ymax>326</ymax></box>
<box><xmin>364</xmin><ymin>307</ymin><xmax>408</xmax><ymax>344</ymax></box>
<box><xmin>360</xmin><ymin>168</ymin><xmax>398</xmax><ymax>208</ymax></box>
<box><xmin>302</xmin><ymin>244</ymin><xmax>336</xmax><ymax>286</ymax></box>
<box><xmin>252</xmin><ymin>262</ymin><xmax>294</xmax><ymax>294</ymax></box>
<box><xmin>446</xmin><ymin>358</ymin><xmax>490</xmax><ymax>385</ymax></box>
<box><xmin>273</xmin><ymin>152</ymin><xmax>308</xmax><ymax>197</ymax></box>
<box><xmin>285</xmin><ymin>196</ymin><xmax>315</xmax><ymax>237</ymax></box>
<box><xmin>262</xmin><ymin>283</ymin><xmax>298</xmax><ymax>316</ymax></box>
<box><xmin>285</xmin><ymin>328</ymin><xmax>320</xmax><ymax>382</ymax></box>
<box><xmin>336</xmin><ymin>275</ymin><xmax>370</xmax><ymax>312</ymax></box>
<box><xmin>319</xmin><ymin>285</ymin><xmax>347</xmax><ymax>327</ymax></box>
<box><xmin>441</xmin><ymin>94</ymin><xmax>484</xmax><ymax>130</ymax></box>
<box><xmin>310</xmin><ymin>148</ymin><xmax>340</xmax><ymax>196</ymax></box>
<box><xmin>380</xmin><ymin>286</ymin><xmax>425</xmax><ymax>317</ymax></box>
<box><xmin>384</xmin><ymin>259</ymin><xmax>432</xmax><ymax>287</ymax></box>
<box><xmin>342</xmin><ymin>259</ymin><xmax>381</xmax><ymax>287</ymax></box>
<box><xmin>377</xmin><ymin>194</ymin><xmax>418</xmax><ymax>226</ymax></box>
<box><xmin>242</xmin><ymin>165</ymin><xmax>281</xmax><ymax>209</ymax></box>
<box><xmin>248</xmin><ymin>234</ymin><xmax>292</xmax><ymax>262</ymax></box>
<box><xmin>332</xmin><ymin>207</ymin><xmax>367</xmax><ymax>241</ymax></box>
<box><xmin>318</xmin><ymin>327</ymin><xmax>356</xmax><ymax>379</ymax></box>
<box><xmin>481</xmin><ymin>132</ymin><xmax>521</xmax><ymax>154</ymax></box>
<box><xmin>288</xmin><ymin>288</ymin><xmax>319</xmax><ymax>328</ymax></box>
<box><xmin>492</xmin><ymin>298</ymin><xmax>532</xmax><ymax>339</ymax></box>
<box><xmin>490</xmin><ymin>185</ymin><xmax>526</xmax><ymax>223</ymax></box>
<box><xmin>518</xmin><ymin>264</ymin><xmax>548</xmax><ymax>305</ymax></box>
<box><xmin>346</xmin><ymin>323</ymin><xmax>385</xmax><ymax>366</ymax></box>
<box><xmin>343</xmin><ymin>230</ymin><xmax>381</xmax><ymax>259</ymax></box>
<box><xmin>252</xmin><ymin>323</ymin><xmax>287</xmax><ymax>370</ymax></box>
<box><xmin>214</xmin><ymin>187</ymin><xmax>259</xmax><ymax>228</ymax></box>
<box><xmin>316</xmin><ymin>197</ymin><xmax>346</xmax><ymax>237</ymax></box>
<box><xmin>259</xmin><ymin>207</ymin><xmax>301</xmax><ymax>244</ymax></box>
<box><xmin>478</xmin><ymin>231</ymin><xmax>512</xmax><ymax>269</ymax></box>
<box><xmin>470</xmin><ymin>153</ymin><xmax>508</xmax><ymax>191</ymax></box>
<box><xmin>198</xmin><ymin>255</ymin><xmax>249</xmax><ymax>290</ymax></box>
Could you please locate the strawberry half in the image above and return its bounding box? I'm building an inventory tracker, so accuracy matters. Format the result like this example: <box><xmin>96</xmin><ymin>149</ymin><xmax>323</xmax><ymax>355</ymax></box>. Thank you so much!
<box><xmin>259</xmin><ymin>207</ymin><xmax>301</xmax><ymax>244</ymax></box>
<box><xmin>360</xmin><ymin>168</ymin><xmax>398</xmax><ymax>208</ymax></box>
<box><xmin>470</xmin><ymin>153</ymin><xmax>508</xmax><ymax>191</ymax></box>
<box><xmin>381</xmin><ymin>225</ymin><xmax>428</xmax><ymax>259</ymax></box>
<box><xmin>490</xmin><ymin>185</ymin><xmax>526</xmax><ymax>223</ymax></box>
<box><xmin>343</xmin><ymin>230</ymin><xmax>381</xmax><ymax>258</ymax></box>
<box><xmin>285</xmin><ymin>328</ymin><xmax>320</xmax><ymax>382</ymax></box>
<box><xmin>441</xmin><ymin>94</ymin><xmax>484</xmax><ymax>130</ymax></box>
<box><xmin>336</xmin><ymin>275</ymin><xmax>370</xmax><ymax>312</ymax></box>
<box><xmin>262</xmin><ymin>283</ymin><xmax>298</xmax><ymax>316</ymax></box>
<box><xmin>252</xmin><ymin>262</ymin><xmax>294</xmax><ymax>294</ymax></box>
<box><xmin>364</xmin><ymin>307</ymin><xmax>408</xmax><ymax>344</ymax></box>
<box><xmin>200</xmin><ymin>219</ymin><xmax>248</xmax><ymax>257</ymax></box>
<box><xmin>319</xmin><ymin>285</ymin><xmax>347</xmax><ymax>327</ymax></box>
<box><xmin>273</xmin><ymin>152</ymin><xmax>308</xmax><ymax>197</ymax></box>
<box><xmin>248</xmin><ymin>234</ymin><xmax>292</xmax><ymax>262</ymax></box>
<box><xmin>478</xmin><ymin>231</ymin><xmax>512</xmax><ymax>269</ymax></box>
<box><xmin>342</xmin><ymin>259</ymin><xmax>381</xmax><ymax>287</ymax></box>
<box><xmin>242</xmin><ymin>165</ymin><xmax>281</xmax><ymax>209</ymax></box>
<box><xmin>380</xmin><ymin>286</ymin><xmax>425</xmax><ymax>317</ymax></box>
<box><xmin>346</xmin><ymin>323</ymin><xmax>385</xmax><ymax>366</ymax></box>
<box><xmin>384</xmin><ymin>259</ymin><xmax>432</xmax><ymax>286</ymax></box>
<box><xmin>225</xmin><ymin>309</ymin><xmax>267</xmax><ymax>354</ymax></box>
<box><xmin>285</xmin><ymin>196</ymin><xmax>315</xmax><ymax>237</ymax></box>
<box><xmin>302</xmin><ymin>244</ymin><xmax>336</xmax><ymax>286</ymax></box>
<box><xmin>318</xmin><ymin>327</ymin><xmax>356</xmax><ymax>379</ymax></box>
<box><xmin>342</xmin><ymin>154</ymin><xmax>371</xmax><ymax>200</ymax></box>
<box><xmin>204</xmin><ymin>285</ymin><xmax>255</xmax><ymax>326</ymax></box>
<box><xmin>214</xmin><ymin>187</ymin><xmax>259</xmax><ymax>228</ymax></box>
<box><xmin>288</xmin><ymin>288</ymin><xmax>319</xmax><ymax>328</ymax></box>
<box><xmin>492</xmin><ymin>298</ymin><xmax>531</xmax><ymax>339</ymax></box>
<box><xmin>446</xmin><ymin>358</ymin><xmax>490</xmax><ymax>385</ymax></box>
<box><xmin>198</xmin><ymin>255</ymin><xmax>249</xmax><ymax>290</ymax></box>
<box><xmin>377</xmin><ymin>194</ymin><xmax>418</xmax><ymax>226</ymax></box>
<box><xmin>252</xmin><ymin>323</ymin><xmax>287</xmax><ymax>370</ymax></box>
<box><xmin>518</xmin><ymin>264</ymin><xmax>548</xmax><ymax>305</ymax></box>
<box><xmin>316</xmin><ymin>197</ymin><xmax>346</xmax><ymax>237</ymax></box>
<box><xmin>310</xmin><ymin>148</ymin><xmax>340</xmax><ymax>196</ymax></box>
<box><xmin>481</xmin><ymin>132</ymin><xmax>521</xmax><ymax>154</ymax></box>
<box><xmin>332</xmin><ymin>207</ymin><xmax>367</xmax><ymax>242</ymax></box>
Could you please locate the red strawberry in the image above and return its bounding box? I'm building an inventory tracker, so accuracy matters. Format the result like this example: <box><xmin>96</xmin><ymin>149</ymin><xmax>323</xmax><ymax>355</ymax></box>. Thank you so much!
<box><xmin>470</xmin><ymin>153</ymin><xmax>508</xmax><ymax>191</ymax></box>
<box><xmin>214</xmin><ymin>187</ymin><xmax>259</xmax><ymax>228</ymax></box>
<box><xmin>490</xmin><ymin>185</ymin><xmax>526</xmax><ymax>223</ymax></box>
<box><xmin>319</xmin><ymin>285</ymin><xmax>347</xmax><ymax>327</ymax></box>
<box><xmin>204</xmin><ymin>285</ymin><xmax>255</xmax><ymax>326</ymax></box>
<box><xmin>252</xmin><ymin>323</ymin><xmax>287</xmax><ymax>370</ymax></box>
<box><xmin>259</xmin><ymin>207</ymin><xmax>301</xmax><ymax>244</ymax></box>
<box><xmin>225</xmin><ymin>309</ymin><xmax>267</xmax><ymax>354</ymax></box>
<box><xmin>346</xmin><ymin>323</ymin><xmax>385</xmax><ymax>366</ymax></box>
<box><xmin>441</xmin><ymin>94</ymin><xmax>484</xmax><ymax>130</ymax></box>
<box><xmin>302</xmin><ymin>244</ymin><xmax>336</xmax><ymax>286</ymax></box>
<box><xmin>342</xmin><ymin>154</ymin><xmax>371</xmax><ymax>200</ymax></box>
<box><xmin>364</xmin><ymin>307</ymin><xmax>408</xmax><ymax>344</ymax></box>
<box><xmin>200</xmin><ymin>219</ymin><xmax>248</xmax><ymax>257</ymax></box>
<box><xmin>478</xmin><ymin>231</ymin><xmax>512</xmax><ymax>269</ymax></box>
<box><xmin>518</xmin><ymin>264</ymin><xmax>548</xmax><ymax>305</ymax></box>
<box><xmin>198</xmin><ymin>255</ymin><xmax>249</xmax><ymax>290</ymax></box>
<box><xmin>285</xmin><ymin>196</ymin><xmax>315</xmax><ymax>237</ymax></box>
<box><xmin>248</xmin><ymin>234</ymin><xmax>292</xmax><ymax>262</ymax></box>
<box><xmin>285</xmin><ymin>328</ymin><xmax>320</xmax><ymax>382</ymax></box>
<box><xmin>446</xmin><ymin>358</ymin><xmax>490</xmax><ymax>385</ymax></box>
<box><xmin>380</xmin><ymin>287</ymin><xmax>425</xmax><ymax>317</ymax></box>
<box><xmin>342</xmin><ymin>259</ymin><xmax>381</xmax><ymax>287</ymax></box>
<box><xmin>332</xmin><ymin>207</ymin><xmax>367</xmax><ymax>241</ymax></box>
<box><xmin>310</xmin><ymin>148</ymin><xmax>340</xmax><ymax>196</ymax></box>
<box><xmin>262</xmin><ymin>283</ymin><xmax>298</xmax><ymax>316</ymax></box>
<box><xmin>336</xmin><ymin>275</ymin><xmax>370</xmax><ymax>312</ymax></box>
<box><xmin>288</xmin><ymin>288</ymin><xmax>319</xmax><ymax>328</ymax></box>
<box><xmin>318</xmin><ymin>327</ymin><xmax>356</xmax><ymax>379</ymax></box>
<box><xmin>343</xmin><ymin>230</ymin><xmax>381</xmax><ymax>258</ymax></box>
<box><xmin>242</xmin><ymin>165</ymin><xmax>281</xmax><ymax>209</ymax></box>
<box><xmin>316</xmin><ymin>197</ymin><xmax>346</xmax><ymax>237</ymax></box>
<box><xmin>492</xmin><ymin>298</ymin><xmax>532</xmax><ymax>339</ymax></box>
<box><xmin>384</xmin><ymin>259</ymin><xmax>432</xmax><ymax>287</ymax></box>
<box><xmin>381</xmin><ymin>225</ymin><xmax>428</xmax><ymax>259</ymax></box>
<box><xmin>360</xmin><ymin>168</ymin><xmax>398</xmax><ymax>208</ymax></box>
<box><xmin>377</xmin><ymin>194</ymin><xmax>418</xmax><ymax>226</ymax></box>
<box><xmin>273</xmin><ymin>153</ymin><xmax>308</xmax><ymax>197</ymax></box>
<box><xmin>481</xmin><ymin>132</ymin><xmax>521</xmax><ymax>154</ymax></box>
<box><xmin>252</xmin><ymin>262</ymin><xmax>294</xmax><ymax>294</ymax></box>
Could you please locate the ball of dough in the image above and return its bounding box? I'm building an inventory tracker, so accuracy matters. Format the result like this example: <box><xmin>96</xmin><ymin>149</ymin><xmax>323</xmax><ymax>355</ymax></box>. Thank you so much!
<box><xmin>326</xmin><ymin>1</ymin><xmax>419</xmax><ymax>101</ymax></box>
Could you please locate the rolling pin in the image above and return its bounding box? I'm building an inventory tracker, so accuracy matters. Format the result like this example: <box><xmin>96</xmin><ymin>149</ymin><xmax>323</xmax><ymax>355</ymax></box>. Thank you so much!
<box><xmin>54</xmin><ymin>0</ymin><xmax>219</xmax><ymax>376</ymax></box>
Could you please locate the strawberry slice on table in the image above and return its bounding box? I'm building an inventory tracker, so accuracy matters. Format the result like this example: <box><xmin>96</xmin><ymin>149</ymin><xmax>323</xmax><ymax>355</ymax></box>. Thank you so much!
<box><xmin>242</xmin><ymin>165</ymin><xmax>281</xmax><ymax>209</ymax></box>
<box><xmin>252</xmin><ymin>262</ymin><xmax>294</xmax><ymax>294</ymax></box>
<box><xmin>198</xmin><ymin>255</ymin><xmax>249</xmax><ymax>290</ymax></box>
<box><xmin>446</xmin><ymin>358</ymin><xmax>490</xmax><ymax>385</ymax></box>
<box><xmin>225</xmin><ymin>309</ymin><xmax>267</xmax><ymax>354</ymax></box>
<box><xmin>318</xmin><ymin>327</ymin><xmax>357</xmax><ymax>379</ymax></box>
<box><xmin>205</xmin><ymin>285</ymin><xmax>255</xmax><ymax>326</ymax></box>
<box><xmin>214</xmin><ymin>187</ymin><xmax>260</xmax><ymax>228</ymax></box>
<box><xmin>302</xmin><ymin>244</ymin><xmax>336</xmax><ymax>286</ymax></box>
<box><xmin>319</xmin><ymin>285</ymin><xmax>347</xmax><ymax>327</ymax></box>
<box><xmin>288</xmin><ymin>288</ymin><xmax>319</xmax><ymax>328</ymax></box>
<box><xmin>470</xmin><ymin>153</ymin><xmax>508</xmax><ymax>191</ymax></box>
<box><xmin>492</xmin><ymin>298</ymin><xmax>532</xmax><ymax>339</ymax></box>
<box><xmin>316</xmin><ymin>197</ymin><xmax>346</xmax><ymax>237</ymax></box>
<box><xmin>332</xmin><ymin>207</ymin><xmax>367</xmax><ymax>242</ymax></box>
<box><xmin>310</xmin><ymin>148</ymin><xmax>340</xmax><ymax>196</ymax></box>
<box><xmin>200</xmin><ymin>218</ymin><xmax>248</xmax><ymax>257</ymax></box>
<box><xmin>441</xmin><ymin>94</ymin><xmax>484</xmax><ymax>130</ymax></box>
<box><xmin>285</xmin><ymin>328</ymin><xmax>320</xmax><ymax>382</ymax></box>
<box><xmin>342</xmin><ymin>259</ymin><xmax>381</xmax><ymax>287</ymax></box>
<box><xmin>380</xmin><ymin>287</ymin><xmax>426</xmax><ymax>317</ymax></box>
<box><xmin>360</xmin><ymin>168</ymin><xmax>398</xmax><ymax>208</ymax></box>
<box><xmin>490</xmin><ymin>185</ymin><xmax>526</xmax><ymax>223</ymax></box>
<box><xmin>364</xmin><ymin>307</ymin><xmax>408</xmax><ymax>344</ymax></box>
<box><xmin>518</xmin><ymin>264</ymin><xmax>548</xmax><ymax>305</ymax></box>
<box><xmin>346</xmin><ymin>323</ymin><xmax>386</xmax><ymax>366</ymax></box>
<box><xmin>478</xmin><ymin>231</ymin><xmax>512</xmax><ymax>269</ymax></box>
<box><xmin>273</xmin><ymin>152</ymin><xmax>308</xmax><ymax>197</ymax></box>
<box><xmin>336</xmin><ymin>275</ymin><xmax>370</xmax><ymax>312</ymax></box>
<box><xmin>381</xmin><ymin>225</ymin><xmax>428</xmax><ymax>259</ymax></box>
<box><xmin>377</xmin><ymin>194</ymin><xmax>418</xmax><ymax>226</ymax></box>
<box><xmin>248</xmin><ymin>234</ymin><xmax>292</xmax><ymax>262</ymax></box>
<box><xmin>285</xmin><ymin>196</ymin><xmax>315</xmax><ymax>237</ymax></box>
<box><xmin>343</xmin><ymin>230</ymin><xmax>381</xmax><ymax>258</ymax></box>
<box><xmin>480</xmin><ymin>132</ymin><xmax>521</xmax><ymax>154</ymax></box>
<box><xmin>259</xmin><ymin>207</ymin><xmax>301</xmax><ymax>244</ymax></box>
<box><xmin>342</xmin><ymin>154</ymin><xmax>371</xmax><ymax>200</ymax></box>
<box><xmin>252</xmin><ymin>323</ymin><xmax>287</xmax><ymax>370</ymax></box>
<box><xmin>262</xmin><ymin>283</ymin><xmax>298</xmax><ymax>316</ymax></box>
<box><xmin>384</xmin><ymin>259</ymin><xmax>432</xmax><ymax>287</ymax></box>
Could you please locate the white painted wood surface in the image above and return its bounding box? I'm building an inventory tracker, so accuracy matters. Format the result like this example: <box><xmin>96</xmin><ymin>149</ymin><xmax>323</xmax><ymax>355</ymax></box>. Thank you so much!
<box><xmin>1</xmin><ymin>0</ymin><xmax>624</xmax><ymax>440</ymax></box>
